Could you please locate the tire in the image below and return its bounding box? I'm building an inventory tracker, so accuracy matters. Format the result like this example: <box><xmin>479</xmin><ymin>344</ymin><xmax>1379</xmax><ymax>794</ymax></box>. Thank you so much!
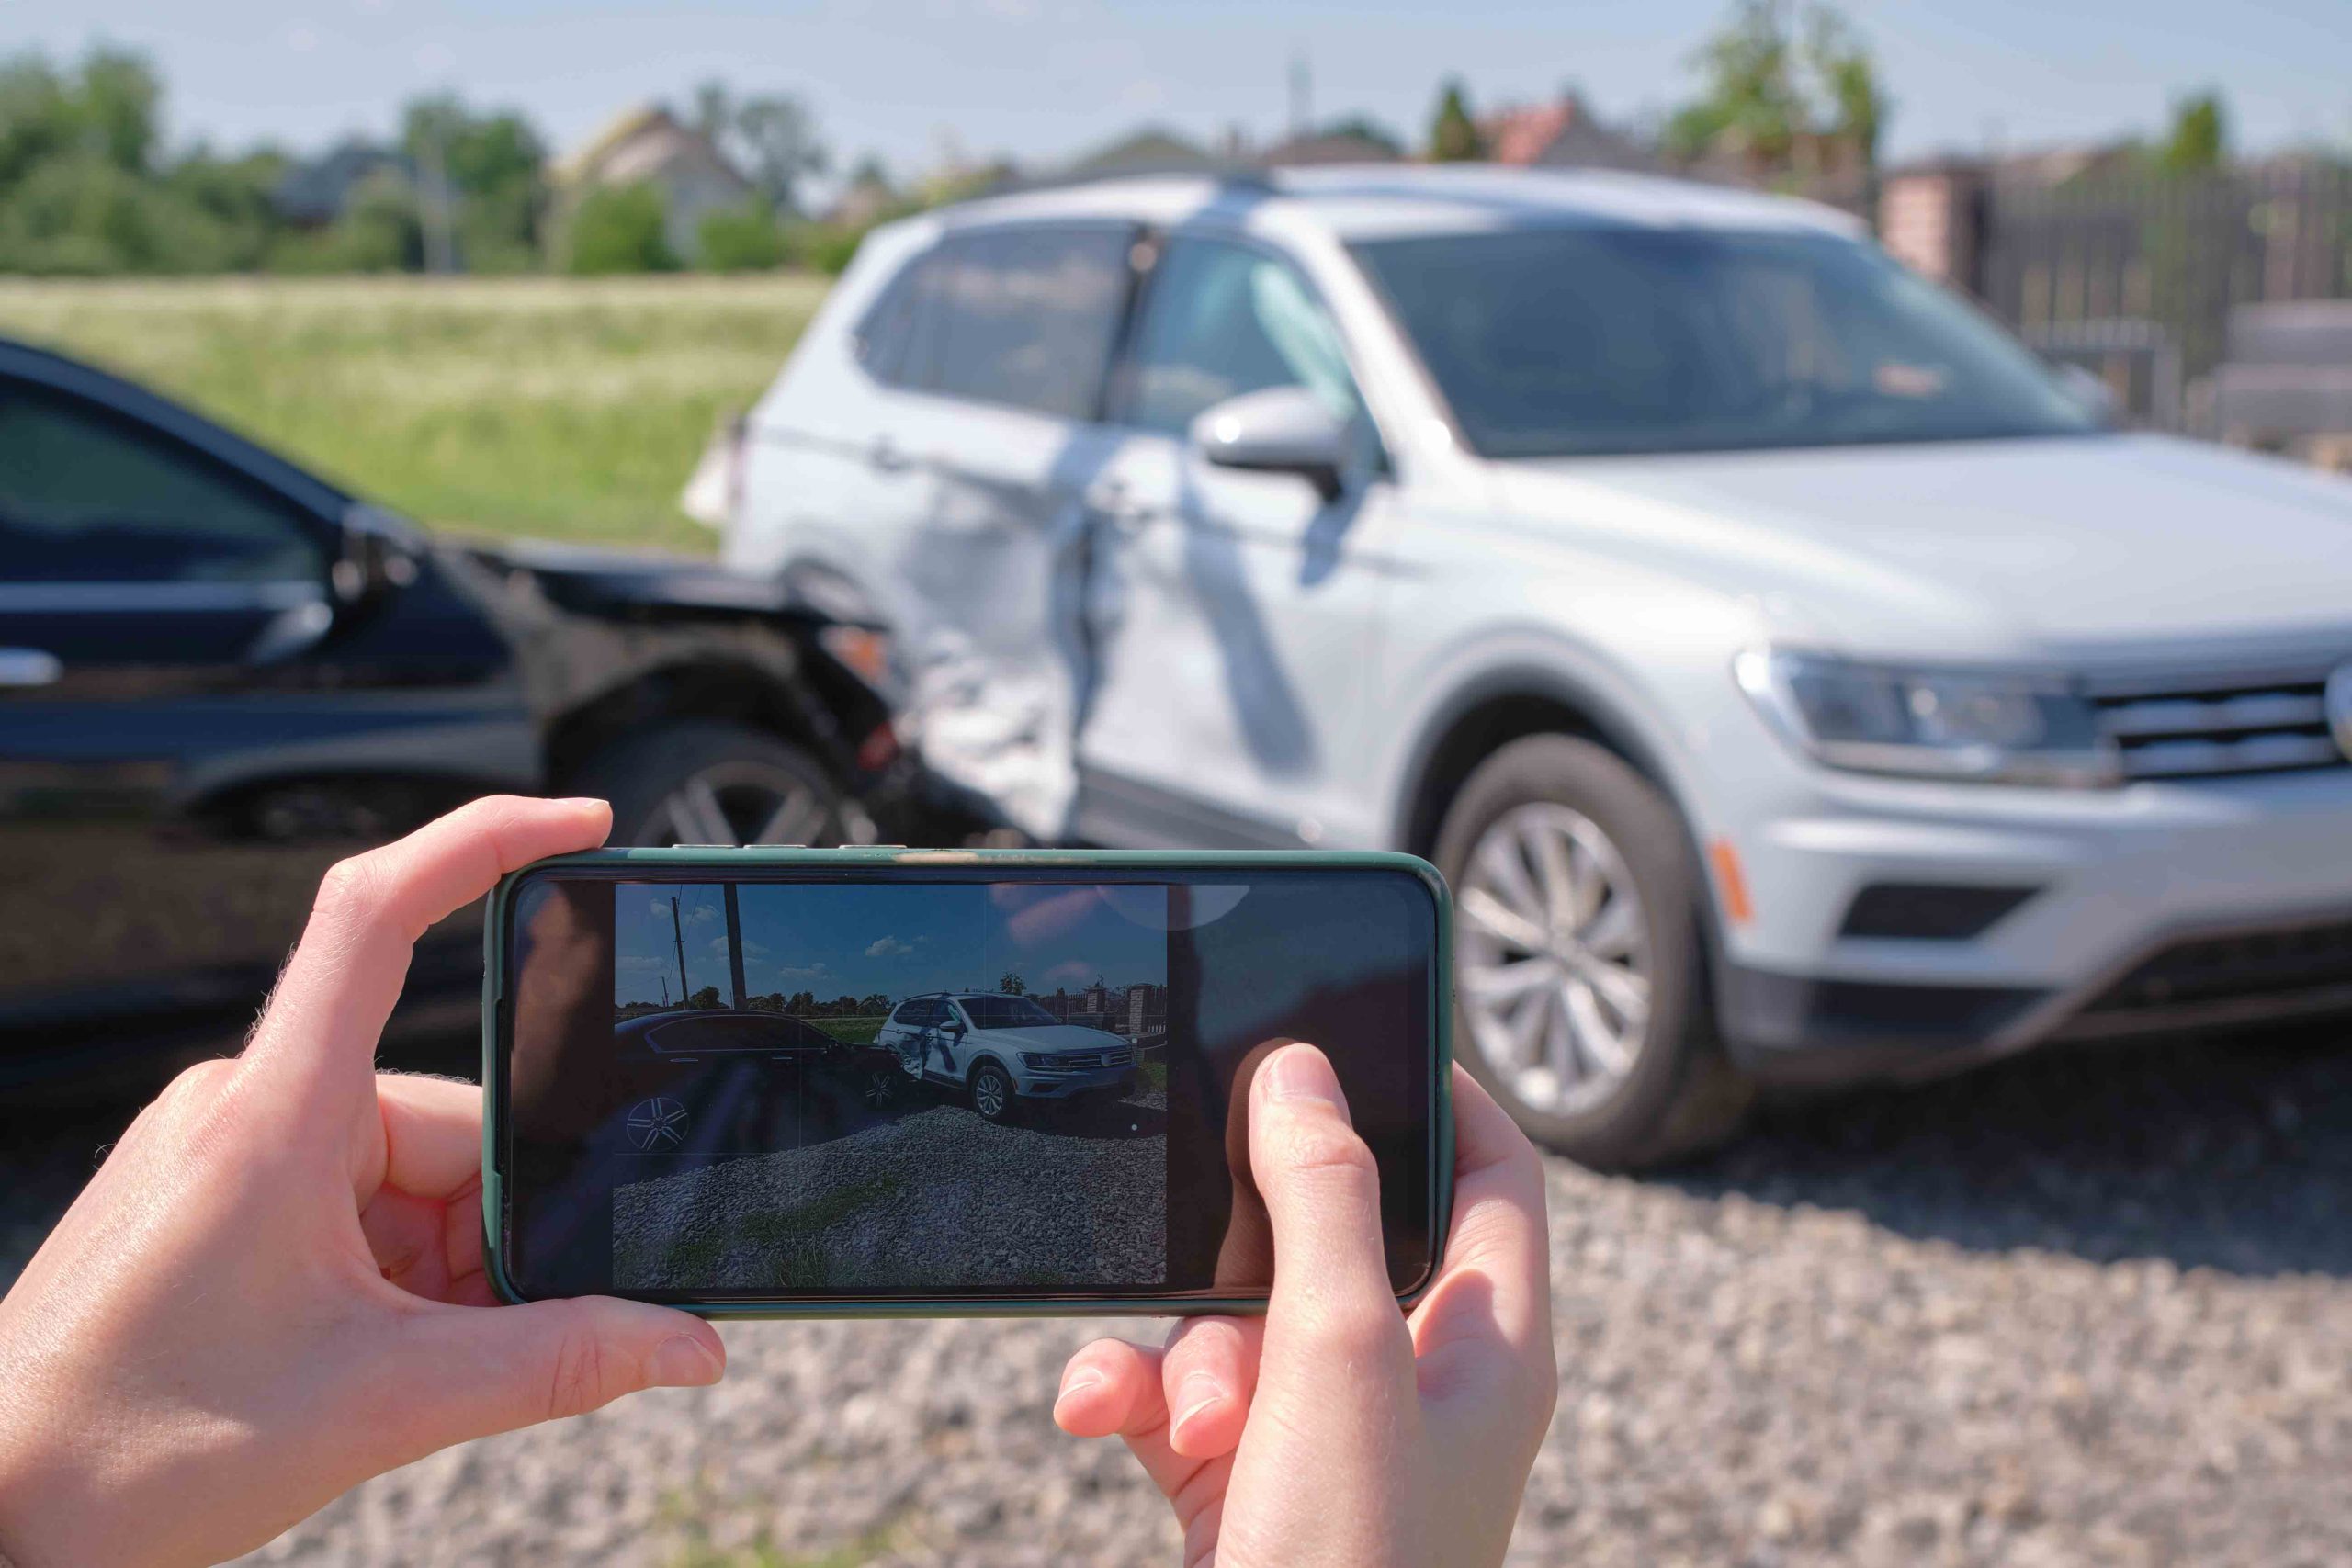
<box><xmin>969</xmin><ymin>1061</ymin><xmax>1016</xmax><ymax>1123</ymax></box>
<box><xmin>1434</xmin><ymin>735</ymin><xmax>1753</xmax><ymax>1169</ymax></box>
<box><xmin>573</xmin><ymin>719</ymin><xmax>843</xmax><ymax>849</ymax></box>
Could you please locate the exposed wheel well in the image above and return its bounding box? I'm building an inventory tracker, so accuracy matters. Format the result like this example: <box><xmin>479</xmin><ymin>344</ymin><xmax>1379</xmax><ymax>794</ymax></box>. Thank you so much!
<box><xmin>543</xmin><ymin>660</ymin><xmax>861</xmax><ymax>791</ymax></box>
<box><xmin>1402</xmin><ymin>689</ymin><xmax>1663</xmax><ymax>859</ymax></box>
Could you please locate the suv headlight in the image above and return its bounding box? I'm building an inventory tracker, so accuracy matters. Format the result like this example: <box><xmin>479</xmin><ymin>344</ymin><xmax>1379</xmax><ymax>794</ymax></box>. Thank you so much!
<box><xmin>1734</xmin><ymin>649</ymin><xmax>2116</xmax><ymax>786</ymax></box>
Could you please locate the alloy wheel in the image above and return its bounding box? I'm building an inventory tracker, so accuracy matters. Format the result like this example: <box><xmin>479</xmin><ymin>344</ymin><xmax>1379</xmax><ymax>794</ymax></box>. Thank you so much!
<box><xmin>638</xmin><ymin>760</ymin><xmax>832</xmax><ymax>848</ymax></box>
<box><xmin>625</xmin><ymin>1096</ymin><xmax>689</xmax><ymax>1152</ymax></box>
<box><xmin>1456</xmin><ymin>802</ymin><xmax>1652</xmax><ymax>1116</ymax></box>
<box><xmin>974</xmin><ymin>1070</ymin><xmax>1007</xmax><ymax>1120</ymax></box>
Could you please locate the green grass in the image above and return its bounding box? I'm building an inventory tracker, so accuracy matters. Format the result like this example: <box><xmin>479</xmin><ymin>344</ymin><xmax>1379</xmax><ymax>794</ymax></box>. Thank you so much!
<box><xmin>814</xmin><ymin>1015</ymin><xmax>886</xmax><ymax>1046</ymax></box>
<box><xmin>1138</xmin><ymin>1058</ymin><xmax>1169</xmax><ymax>1093</ymax></box>
<box><xmin>0</xmin><ymin>273</ymin><xmax>833</xmax><ymax>551</ymax></box>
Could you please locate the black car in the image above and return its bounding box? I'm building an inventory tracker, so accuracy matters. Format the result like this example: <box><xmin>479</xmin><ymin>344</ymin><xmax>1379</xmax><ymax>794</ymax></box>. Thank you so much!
<box><xmin>0</xmin><ymin>335</ymin><xmax>925</xmax><ymax>1089</ymax></box>
<box><xmin>609</xmin><ymin>1009</ymin><xmax>906</xmax><ymax>1156</ymax></box>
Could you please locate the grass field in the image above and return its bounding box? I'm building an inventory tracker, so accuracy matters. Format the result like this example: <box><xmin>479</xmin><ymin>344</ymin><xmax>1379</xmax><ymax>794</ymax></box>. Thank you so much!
<box><xmin>0</xmin><ymin>273</ymin><xmax>834</xmax><ymax>552</ymax></box>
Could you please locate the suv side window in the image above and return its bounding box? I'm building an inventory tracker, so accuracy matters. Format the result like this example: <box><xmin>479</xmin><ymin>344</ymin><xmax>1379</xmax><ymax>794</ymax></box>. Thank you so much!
<box><xmin>893</xmin><ymin>997</ymin><xmax>938</xmax><ymax>1027</ymax></box>
<box><xmin>0</xmin><ymin>383</ymin><xmax>325</xmax><ymax>584</ymax></box>
<box><xmin>1114</xmin><ymin>234</ymin><xmax>1363</xmax><ymax>438</ymax></box>
<box><xmin>863</xmin><ymin>226</ymin><xmax>1134</xmax><ymax>421</ymax></box>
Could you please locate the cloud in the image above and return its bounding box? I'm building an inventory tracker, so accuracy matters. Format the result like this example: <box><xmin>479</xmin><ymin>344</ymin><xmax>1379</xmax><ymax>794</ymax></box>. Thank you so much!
<box><xmin>1043</xmin><ymin>958</ymin><xmax>1094</xmax><ymax>989</ymax></box>
<box><xmin>774</xmin><ymin>964</ymin><xmax>828</xmax><ymax>982</ymax></box>
<box><xmin>616</xmin><ymin>954</ymin><xmax>667</xmax><ymax>973</ymax></box>
<box><xmin>865</xmin><ymin>935</ymin><xmax>913</xmax><ymax>958</ymax></box>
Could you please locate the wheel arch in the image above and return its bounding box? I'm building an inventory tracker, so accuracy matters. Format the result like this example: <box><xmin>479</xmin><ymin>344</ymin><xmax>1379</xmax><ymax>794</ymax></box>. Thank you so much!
<box><xmin>1390</xmin><ymin>665</ymin><xmax>1742</xmax><ymax>1030</ymax></box>
<box><xmin>543</xmin><ymin>658</ymin><xmax>863</xmax><ymax>792</ymax></box>
<box><xmin>1392</xmin><ymin>665</ymin><xmax>1691</xmax><ymax>861</ymax></box>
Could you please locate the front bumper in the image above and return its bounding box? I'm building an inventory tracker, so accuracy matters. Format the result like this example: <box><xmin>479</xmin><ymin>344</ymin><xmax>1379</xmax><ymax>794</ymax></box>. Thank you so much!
<box><xmin>1016</xmin><ymin>1066</ymin><xmax>1136</xmax><ymax>1100</ymax></box>
<box><xmin>1715</xmin><ymin>762</ymin><xmax>2352</xmax><ymax>1082</ymax></box>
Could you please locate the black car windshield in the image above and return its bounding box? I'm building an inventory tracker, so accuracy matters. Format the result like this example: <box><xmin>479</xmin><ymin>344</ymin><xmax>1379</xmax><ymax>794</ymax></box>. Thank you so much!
<box><xmin>1351</xmin><ymin>226</ymin><xmax>2102</xmax><ymax>458</ymax></box>
<box><xmin>957</xmin><ymin>995</ymin><xmax>1060</xmax><ymax>1030</ymax></box>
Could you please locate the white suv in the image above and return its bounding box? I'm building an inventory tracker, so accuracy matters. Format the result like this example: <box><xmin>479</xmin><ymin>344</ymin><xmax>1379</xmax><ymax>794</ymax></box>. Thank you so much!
<box><xmin>724</xmin><ymin>165</ymin><xmax>2352</xmax><ymax>1167</ymax></box>
<box><xmin>876</xmin><ymin>992</ymin><xmax>1137</xmax><ymax>1121</ymax></box>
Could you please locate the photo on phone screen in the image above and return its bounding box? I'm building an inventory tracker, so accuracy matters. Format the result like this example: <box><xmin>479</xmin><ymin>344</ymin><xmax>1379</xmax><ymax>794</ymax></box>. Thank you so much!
<box><xmin>495</xmin><ymin>865</ymin><xmax>1442</xmax><ymax>1305</ymax></box>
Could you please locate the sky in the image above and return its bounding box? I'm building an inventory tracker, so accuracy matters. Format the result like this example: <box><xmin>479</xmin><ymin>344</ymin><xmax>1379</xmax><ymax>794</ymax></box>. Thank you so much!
<box><xmin>613</xmin><ymin>880</ymin><xmax>1168</xmax><ymax>1008</ymax></box>
<box><xmin>14</xmin><ymin>0</ymin><xmax>2350</xmax><ymax>190</ymax></box>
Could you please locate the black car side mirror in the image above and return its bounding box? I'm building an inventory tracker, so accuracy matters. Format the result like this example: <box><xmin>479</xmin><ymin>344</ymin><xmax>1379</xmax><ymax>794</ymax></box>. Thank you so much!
<box><xmin>332</xmin><ymin>503</ymin><xmax>423</xmax><ymax>604</ymax></box>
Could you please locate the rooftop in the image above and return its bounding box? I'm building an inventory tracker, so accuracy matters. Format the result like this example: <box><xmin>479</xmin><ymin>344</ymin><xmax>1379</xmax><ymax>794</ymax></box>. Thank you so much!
<box><xmin>933</xmin><ymin>163</ymin><xmax>1863</xmax><ymax>242</ymax></box>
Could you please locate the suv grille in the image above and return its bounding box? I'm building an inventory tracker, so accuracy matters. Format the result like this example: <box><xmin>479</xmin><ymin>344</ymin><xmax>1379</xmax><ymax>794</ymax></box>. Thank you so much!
<box><xmin>2088</xmin><ymin>665</ymin><xmax>2345</xmax><ymax>780</ymax></box>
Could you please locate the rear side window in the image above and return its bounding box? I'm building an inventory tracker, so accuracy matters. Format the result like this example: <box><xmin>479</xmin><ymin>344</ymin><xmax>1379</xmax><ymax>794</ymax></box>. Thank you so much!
<box><xmin>854</xmin><ymin>225</ymin><xmax>1135</xmax><ymax>421</ymax></box>
<box><xmin>891</xmin><ymin>997</ymin><xmax>938</xmax><ymax>1026</ymax></box>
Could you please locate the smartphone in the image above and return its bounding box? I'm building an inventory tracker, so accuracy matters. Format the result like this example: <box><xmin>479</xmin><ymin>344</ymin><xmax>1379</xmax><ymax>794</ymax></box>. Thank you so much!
<box><xmin>483</xmin><ymin>847</ymin><xmax>1452</xmax><ymax>1316</ymax></box>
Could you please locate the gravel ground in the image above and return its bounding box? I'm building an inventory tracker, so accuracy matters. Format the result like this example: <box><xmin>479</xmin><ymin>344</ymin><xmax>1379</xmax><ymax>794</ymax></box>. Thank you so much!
<box><xmin>614</xmin><ymin>1085</ymin><xmax>1168</xmax><ymax>1291</ymax></box>
<box><xmin>6</xmin><ymin>1024</ymin><xmax>2350</xmax><ymax>1566</ymax></box>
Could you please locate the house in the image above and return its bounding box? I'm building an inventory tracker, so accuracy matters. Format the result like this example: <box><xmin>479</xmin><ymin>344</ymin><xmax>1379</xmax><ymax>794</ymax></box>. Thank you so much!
<box><xmin>551</xmin><ymin>105</ymin><xmax>752</xmax><ymax>264</ymax></box>
<box><xmin>1261</xmin><ymin>120</ymin><xmax>1405</xmax><ymax>168</ymax></box>
<box><xmin>1066</xmin><ymin>127</ymin><xmax>1220</xmax><ymax>177</ymax></box>
<box><xmin>1482</xmin><ymin>94</ymin><xmax>1661</xmax><ymax>174</ymax></box>
<box><xmin>274</xmin><ymin>140</ymin><xmax>411</xmax><ymax>228</ymax></box>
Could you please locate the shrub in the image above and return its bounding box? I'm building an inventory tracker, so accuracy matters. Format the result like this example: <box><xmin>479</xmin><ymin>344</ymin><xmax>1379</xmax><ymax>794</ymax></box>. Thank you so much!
<box><xmin>561</xmin><ymin>181</ymin><xmax>676</xmax><ymax>275</ymax></box>
<box><xmin>696</xmin><ymin>199</ymin><xmax>785</xmax><ymax>271</ymax></box>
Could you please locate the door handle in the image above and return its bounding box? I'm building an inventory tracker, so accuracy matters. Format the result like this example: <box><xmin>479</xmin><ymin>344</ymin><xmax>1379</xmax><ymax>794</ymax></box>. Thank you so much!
<box><xmin>0</xmin><ymin>649</ymin><xmax>62</xmax><ymax>688</ymax></box>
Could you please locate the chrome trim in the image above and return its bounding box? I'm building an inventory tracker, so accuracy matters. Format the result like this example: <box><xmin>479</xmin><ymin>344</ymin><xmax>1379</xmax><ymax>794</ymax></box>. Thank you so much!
<box><xmin>0</xmin><ymin>649</ymin><xmax>63</xmax><ymax>687</ymax></box>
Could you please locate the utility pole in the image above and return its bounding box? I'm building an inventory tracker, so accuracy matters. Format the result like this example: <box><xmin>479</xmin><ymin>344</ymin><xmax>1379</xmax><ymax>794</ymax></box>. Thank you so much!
<box><xmin>416</xmin><ymin>116</ymin><xmax>458</xmax><ymax>275</ymax></box>
<box><xmin>671</xmin><ymin>896</ymin><xmax>689</xmax><ymax>1008</ymax></box>
<box><xmin>722</xmin><ymin>882</ymin><xmax>748</xmax><ymax>1010</ymax></box>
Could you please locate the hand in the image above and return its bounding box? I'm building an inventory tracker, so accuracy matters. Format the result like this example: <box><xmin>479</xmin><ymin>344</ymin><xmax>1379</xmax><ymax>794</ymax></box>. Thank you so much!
<box><xmin>0</xmin><ymin>797</ymin><xmax>727</xmax><ymax>1568</ymax></box>
<box><xmin>1053</xmin><ymin>1044</ymin><xmax>1557</xmax><ymax>1568</ymax></box>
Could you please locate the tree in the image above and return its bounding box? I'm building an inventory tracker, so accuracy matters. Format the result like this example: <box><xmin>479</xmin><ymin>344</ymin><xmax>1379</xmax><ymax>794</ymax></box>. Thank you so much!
<box><xmin>1428</xmin><ymin>79</ymin><xmax>1484</xmax><ymax>162</ymax></box>
<box><xmin>998</xmin><ymin>972</ymin><xmax>1027</xmax><ymax>996</ymax></box>
<box><xmin>1664</xmin><ymin>0</ymin><xmax>1885</xmax><ymax>186</ymax></box>
<box><xmin>731</xmin><ymin>95</ymin><xmax>826</xmax><ymax>215</ymax></box>
<box><xmin>74</xmin><ymin>48</ymin><xmax>160</xmax><ymax>173</ymax></box>
<box><xmin>860</xmin><ymin>993</ymin><xmax>891</xmax><ymax>1014</ymax></box>
<box><xmin>400</xmin><ymin>94</ymin><xmax>547</xmax><ymax>272</ymax></box>
<box><xmin>686</xmin><ymin>985</ymin><xmax>721</xmax><ymax>1010</ymax></box>
<box><xmin>561</xmin><ymin>181</ymin><xmax>675</xmax><ymax>273</ymax></box>
<box><xmin>692</xmin><ymin>79</ymin><xmax>828</xmax><ymax>217</ymax></box>
<box><xmin>2160</xmin><ymin>91</ymin><xmax>2226</xmax><ymax>175</ymax></box>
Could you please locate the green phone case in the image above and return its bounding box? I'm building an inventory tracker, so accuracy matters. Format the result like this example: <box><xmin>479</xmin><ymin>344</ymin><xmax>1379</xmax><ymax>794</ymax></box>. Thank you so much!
<box><xmin>481</xmin><ymin>844</ymin><xmax>1454</xmax><ymax>1319</ymax></box>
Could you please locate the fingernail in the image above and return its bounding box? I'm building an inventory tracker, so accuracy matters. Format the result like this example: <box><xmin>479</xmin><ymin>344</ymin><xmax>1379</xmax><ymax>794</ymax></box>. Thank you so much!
<box><xmin>1171</xmin><ymin>1371</ymin><xmax>1224</xmax><ymax>1438</ymax></box>
<box><xmin>557</xmin><ymin>796</ymin><xmax>610</xmax><ymax>811</ymax></box>
<box><xmin>1054</xmin><ymin>1369</ymin><xmax>1103</xmax><ymax>1414</ymax></box>
<box><xmin>649</xmin><ymin>1334</ymin><xmax>723</xmax><ymax>1388</ymax></box>
<box><xmin>1261</xmin><ymin>1043</ymin><xmax>1342</xmax><ymax>1107</ymax></box>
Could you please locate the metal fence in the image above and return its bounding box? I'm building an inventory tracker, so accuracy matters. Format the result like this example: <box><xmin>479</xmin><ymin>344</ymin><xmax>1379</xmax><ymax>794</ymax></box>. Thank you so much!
<box><xmin>1031</xmin><ymin>985</ymin><xmax>1166</xmax><ymax>1047</ymax></box>
<box><xmin>1977</xmin><ymin>163</ymin><xmax>2352</xmax><ymax>424</ymax></box>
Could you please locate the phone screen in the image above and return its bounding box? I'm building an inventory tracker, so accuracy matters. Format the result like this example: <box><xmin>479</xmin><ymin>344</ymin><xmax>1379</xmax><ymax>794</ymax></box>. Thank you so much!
<box><xmin>495</xmin><ymin>865</ymin><xmax>1442</xmax><ymax>1304</ymax></box>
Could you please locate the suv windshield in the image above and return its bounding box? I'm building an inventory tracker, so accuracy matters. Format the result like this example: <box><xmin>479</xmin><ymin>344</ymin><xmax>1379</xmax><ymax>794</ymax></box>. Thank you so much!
<box><xmin>956</xmin><ymin>995</ymin><xmax>1060</xmax><ymax>1030</ymax></box>
<box><xmin>1351</xmin><ymin>227</ymin><xmax>2101</xmax><ymax>458</ymax></box>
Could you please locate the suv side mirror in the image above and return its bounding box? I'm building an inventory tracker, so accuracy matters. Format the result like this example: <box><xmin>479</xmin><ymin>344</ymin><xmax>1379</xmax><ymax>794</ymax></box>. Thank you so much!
<box><xmin>1193</xmin><ymin>387</ymin><xmax>1351</xmax><ymax>502</ymax></box>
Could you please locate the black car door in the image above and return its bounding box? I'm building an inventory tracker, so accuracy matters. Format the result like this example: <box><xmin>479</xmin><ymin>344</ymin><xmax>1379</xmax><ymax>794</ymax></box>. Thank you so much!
<box><xmin>0</xmin><ymin>371</ymin><xmax>526</xmax><ymax>1080</ymax></box>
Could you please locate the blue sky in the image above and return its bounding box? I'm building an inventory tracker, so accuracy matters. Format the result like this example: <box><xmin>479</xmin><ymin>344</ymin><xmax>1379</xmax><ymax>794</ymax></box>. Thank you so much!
<box><xmin>16</xmin><ymin>1</ymin><xmax>2349</xmax><ymax>186</ymax></box>
<box><xmin>613</xmin><ymin>880</ymin><xmax>1169</xmax><ymax>1008</ymax></box>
